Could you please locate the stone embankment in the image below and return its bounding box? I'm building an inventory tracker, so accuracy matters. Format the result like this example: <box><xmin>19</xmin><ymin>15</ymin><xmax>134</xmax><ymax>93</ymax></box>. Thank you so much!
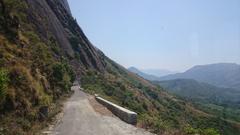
<box><xmin>95</xmin><ymin>95</ymin><xmax>137</xmax><ymax>125</ymax></box>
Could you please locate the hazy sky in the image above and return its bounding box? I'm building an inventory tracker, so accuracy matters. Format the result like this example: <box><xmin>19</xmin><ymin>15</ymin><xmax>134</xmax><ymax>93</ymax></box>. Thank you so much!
<box><xmin>68</xmin><ymin>0</ymin><xmax>240</xmax><ymax>71</ymax></box>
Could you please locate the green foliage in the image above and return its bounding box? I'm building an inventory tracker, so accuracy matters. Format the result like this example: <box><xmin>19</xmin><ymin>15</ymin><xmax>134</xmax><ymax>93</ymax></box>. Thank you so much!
<box><xmin>49</xmin><ymin>36</ymin><xmax>61</xmax><ymax>55</ymax></box>
<box><xmin>157</xmin><ymin>79</ymin><xmax>240</xmax><ymax>108</ymax></box>
<box><xmin>3</xmin><ymin>0</ymin><xmax>28</xmax><ymax>15</ymax></box>
<box><xmin>0</xmin><ymin>69</ymin><xmax>9</xmax><ymax>104</ymax></box>
<box><xmin>81</xmin><ymin>60</ymin><xmax>240</xmax><ymax>135</ymax></box>
<box><xmin>52</xmin><ymin>63</ymin><xmax>65</xmax><ymax>82</ymax></box>
<box><xmin>0</xmin><ymin>0</ymin><xmax>238</xmax><ymax>134</ymax></box>
<box><xmin>52</xmin><ymin>60</ymin><xmax>75</xmax><ymax>92</ymax></box>
<box><xmin>195</xmin><ymin>103</ymin><xmax>240</xmax><ymax>123</ymax></box>
<box><xmin>26</xmin><ymin>31</ymin><xmax>75</xmax><ymax>92</ymax></box>
<box><xmin>202</xmin><ymin>128</ymin><xmax>220</xmax><ymax>135</ymax></box>
<box><xmin>69</xmin><ymin>36</ymin><xmax>80</xmax><ymax>51</ymax></box>
<box><xmin>184</xmin><ymin>125</ymin><xmax>199</xmax><ymax>134</ymax></box>
<box><xmin>184</xmin><ymin>125</ymin><xmax>220</xmax><ymax>135</ymax></box>
<box><xmin>0</xmin><ymin>0</ymin><xmax>77</xmax><ymax>134</ymax></box>
<box><xmin>25</xmin><ymin>31</ymin><xmax>40</xmax><ymax>44</ymax></box>
<box><xmin>0</xmin><ymin>0</ymin><xmax>28</xmax><ymax>40</ymax></box>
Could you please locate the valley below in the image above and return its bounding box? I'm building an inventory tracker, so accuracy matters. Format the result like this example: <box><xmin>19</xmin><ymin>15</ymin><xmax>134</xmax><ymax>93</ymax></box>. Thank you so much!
<box><xmin>0</xmin><ymin>0</ymin><xmax>240</xmax><ymax>135</ymax></box>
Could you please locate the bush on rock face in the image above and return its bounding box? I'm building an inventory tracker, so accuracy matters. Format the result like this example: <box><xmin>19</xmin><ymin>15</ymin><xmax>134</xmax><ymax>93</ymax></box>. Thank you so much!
<box><xmin>0</xmin><ymin>69</ymin><xmax>9</xmax><ymax>105</ymax></box>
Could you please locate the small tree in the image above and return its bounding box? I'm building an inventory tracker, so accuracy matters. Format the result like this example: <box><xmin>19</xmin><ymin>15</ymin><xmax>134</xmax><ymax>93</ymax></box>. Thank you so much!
<box><xmin>202</xmin><ymin>128</ymin><xmax>220</xmax><ymax>135</ymax></box>
<box><xmin>0</xmin><ymin>69</ymin><xmax>9</xmax><ymax>104</ymax></box>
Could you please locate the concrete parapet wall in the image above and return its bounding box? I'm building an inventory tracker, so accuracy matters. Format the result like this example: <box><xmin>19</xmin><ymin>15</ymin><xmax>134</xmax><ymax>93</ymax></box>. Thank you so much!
<box><xmin>95</xmin><ymin>95</ymin><xmax>137</xmax><ymax>125</ymax></box>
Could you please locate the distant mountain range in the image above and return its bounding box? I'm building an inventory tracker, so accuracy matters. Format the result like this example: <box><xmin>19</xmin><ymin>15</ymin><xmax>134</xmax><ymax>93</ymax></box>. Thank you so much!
<box><xmin>129</xmin><ymin>63</ymin><xmax>240</xmax><ymax>90</ymax></box>
<box><xmin>128</xmin><ymin>67</ymin><xmax>176</xmax><ymax>81</ymax></box>
<box><xmin>129</xmin><ymin>63</ymin><xmax>240</xmax><ymax>107</ymax></box>
<box><xmin>159</xmin><ymin>63</ymin><xmax>240</xmax><ymax>90</ymax></box>
<box><xmin>128</xmin><ymin>67</ymin><xmax>160</xmax><ymax>81</ymax></box>
<box><xmin>2</xmin><ymin>0</ymin><xmax>240</xmax><ymax>134</ymax></box>
<box><xmin>154</xmin><ymin>79</ymin><xmax>240</xmax><ymax>106</ymax></box>
<box><xmin>141</xmin><ymin>69</ymin><xmax>177</xmax><ymax>77</ymax></box>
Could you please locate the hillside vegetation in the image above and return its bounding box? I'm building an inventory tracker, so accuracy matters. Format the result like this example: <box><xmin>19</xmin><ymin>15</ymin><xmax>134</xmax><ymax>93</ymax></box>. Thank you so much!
<box><xmin>154</xmin><ymin>79</ymin><xmax>240</xmax><ymax>126</ymax></box>
<box><xmin>0</xmin><ymin>0</ymin><xmax>239</xmax><ymax>135</ymax></box>
<box><xmin>0</xmin><ymin>0</ymin><xmax>75</xmax><ymax>134</ymax></box>
<box><xmin>156</xmin><ymin>79</ymin><xmax>240</xmax><ymax>107</ymax></box>
<box><xmin>82</xmin><ymin>59</ymin><xmax>240</xmax><ymax>135</ymax></box>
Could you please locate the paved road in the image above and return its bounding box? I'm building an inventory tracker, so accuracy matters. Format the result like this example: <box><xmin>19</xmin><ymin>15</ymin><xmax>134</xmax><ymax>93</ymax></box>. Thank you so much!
<box><xmin>47</xmin><ymin>85</ymin><xmax>154</xmax><ymax>135</ymax></box>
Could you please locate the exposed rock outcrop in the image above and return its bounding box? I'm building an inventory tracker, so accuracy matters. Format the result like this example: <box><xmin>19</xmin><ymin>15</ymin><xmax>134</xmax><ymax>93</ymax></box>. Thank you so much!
<box><xmin>58</xmin><ymin>0</ymin><xmax>71</xmax><ymax>15</ymax></box>
<box><xmin>25</xmin><ymin>0</ymin><xmax>106</xmax><ymax>73</ymax></box>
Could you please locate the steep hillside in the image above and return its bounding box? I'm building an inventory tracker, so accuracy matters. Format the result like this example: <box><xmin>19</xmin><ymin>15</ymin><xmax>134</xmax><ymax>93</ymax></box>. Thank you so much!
<box><xmin>0</xmin><ymin>0</ymin><xmax>105</xmax><ymax>134</ymax></box>
<box><xmin>0</xmin><ymin>0</ymin><xmax>240</xmax><ymax>135</ymax></box>
<box><xmin>155</xmin><ymin>79</ymin><xmax>240</xmax><ymax>107</ymax></box>
<box><xmin>82</xmin><ymin>58</ymin><xmax>240</xmax><ymax>135</ymax></box>
<box><xmin>154</xmin><ymin>79</ymin><xmax>240</xmax><ymax>124</ymax></box>
<box><xmin>26</xmin><ymin>0</ymin><xmax>106</xmax><ymax>72</ymax></box>
<box><xmin>160</xmin><ymin>63</ymin><xmax>240</xmax><ymax>90</ymax></box>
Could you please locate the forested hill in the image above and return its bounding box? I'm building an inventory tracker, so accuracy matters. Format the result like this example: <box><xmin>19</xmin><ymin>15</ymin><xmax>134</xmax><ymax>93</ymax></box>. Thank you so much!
<box><xmin>160</xmin><ymin>63</ymin><xmax>240</xmax><ymax>90</ymax></box>
<box><xmin>0</xmin><ymin>0</ymin><xmax>239</xmax><ymax>135</ymax></box>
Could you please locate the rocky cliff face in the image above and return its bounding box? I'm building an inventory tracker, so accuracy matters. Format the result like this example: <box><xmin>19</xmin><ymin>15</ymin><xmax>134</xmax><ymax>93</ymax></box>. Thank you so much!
<box><xmin>26</xmin><ymin>0</ymin><xmax>105</xmax><ymax>73</ymax></box>
<box><xmin>0</xmin><ymin>0</ymin><xmax>106</xmax><ymax>133</ymax></box>
<box><xmin>58</xmin><ymin>0</ymin><xmax>71</xmax><ymax>15</ymax></box>
<box><xmin>1</xmin><ymin>0</ymin><xmax>239</xmax><ymax>135</ymax></box>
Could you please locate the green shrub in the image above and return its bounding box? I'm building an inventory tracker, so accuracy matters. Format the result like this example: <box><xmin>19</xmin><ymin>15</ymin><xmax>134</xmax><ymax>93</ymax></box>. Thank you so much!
<box><xmin>183</xmin><ymin>125</ymin><xmax>199</xmax><ymax>134</ymax></box>
<box><xmin>25</xmin><ymin>31</ymin><xmax>40</xmax><ymax>44</ymax></box>
<box><xmin>201</xmin><ymin>128</ymin><xmax>220</xmax><ymax>135</ymax></box>
<box><xmin>49</xmin><ymin>36</ymin><xmax>61</xmax><ymax>55</ymax></box>
<box><xmin>0</xmin><ymin>69</ymin><xmax>9</xmax><ymax>104</ymax></box>
<box><xmin>3</xmin><ymin>0</ymin><xmax>28</xmax><ymax>22</ymax></box>
<box><xmin>183</xmin><ymin>125</ymin><xmax>220</xmax><ymax>135</ymax></box>
<box><xmin>39</xmin><ymin>94</ymin><xmax>52</xmax><ymax>106</ymax></box>
<box><xmin>69</xmin><ymin>36</ymin><xmax>80</xmax><ymax>51</ymax></box>
<box><xmin>52</xmin><ymin>63</ymin><xmax>65</xmax><ymax>82</ymax></box>
<box><xmin>52</xmin><ymin>61</ymin><xmax>75</xmax><ymax>92</ymax></box>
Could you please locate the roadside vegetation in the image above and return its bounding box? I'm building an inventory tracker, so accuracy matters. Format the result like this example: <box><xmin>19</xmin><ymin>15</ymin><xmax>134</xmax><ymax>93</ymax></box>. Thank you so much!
<box><xmin>0</xmin><ymin>0</ymin><xmax>239</xmax><ymax>135</ymax></box>
<box><xmin>81</xmin><ymin>59</ymin><xmax>239</xmax><ymax>135</ymax></box>
<box><xmin>0</xmin><ymin>0</ymin><xmax>75</xmax><ymax>134</ymax></box>
<box><xmin>0</xmin><ymin>69</ymin><xmax>9</xmax><ymax>106</ymax></box>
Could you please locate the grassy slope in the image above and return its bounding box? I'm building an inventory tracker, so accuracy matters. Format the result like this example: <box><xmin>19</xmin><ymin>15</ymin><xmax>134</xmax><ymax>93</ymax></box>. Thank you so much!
<box><xmin>81</xmin><ymin>58</ymin><xmax>240</xmax><ymax>135</ymax></box>
<box><xmin>155</xmin><ymin>79</ymin><xmax>240</xmax><ymax>125</ymax></box>
<box><xmin>0</xmin><ymin>0</ymin><xmax>75</xmax><ymax>134</ymax></box>
<box><xmin>156</xmin><ymin>79</ymin><xmax>240</xmax><ymax>106</ymax></box>
<box><xmin>0</xmin><ymin>0</ymin><xmax>239</xmax><ymax>135</ymax></box>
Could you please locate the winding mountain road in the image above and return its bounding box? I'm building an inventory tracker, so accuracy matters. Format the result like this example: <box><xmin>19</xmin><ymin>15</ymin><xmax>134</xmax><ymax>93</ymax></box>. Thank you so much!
<box><xmin>44</xmin><ymin>85</ymin><xmax>154</xmax><ymax>135</ymax></box>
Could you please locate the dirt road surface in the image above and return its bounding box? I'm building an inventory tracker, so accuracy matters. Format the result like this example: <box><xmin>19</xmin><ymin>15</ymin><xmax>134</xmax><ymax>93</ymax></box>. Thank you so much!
<box><xmin>43</xmin><ymin>85</ymin><xmax>154</xmax><ymax>135</ymax></box>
